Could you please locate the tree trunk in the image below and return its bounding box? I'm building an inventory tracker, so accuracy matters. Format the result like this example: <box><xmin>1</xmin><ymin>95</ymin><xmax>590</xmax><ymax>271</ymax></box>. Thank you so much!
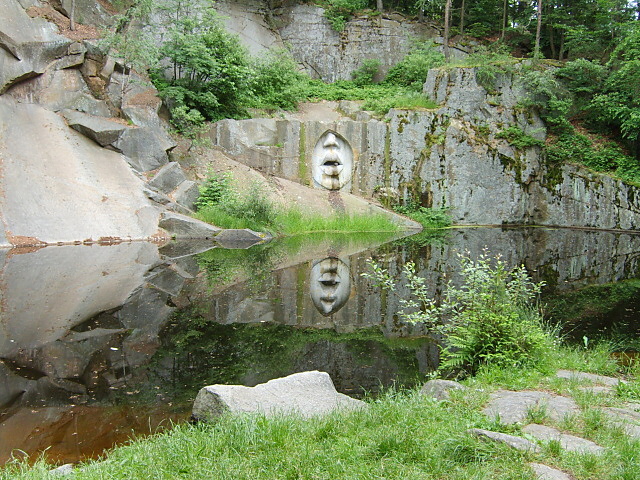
<box><xmin>501</xmin><ymin>0</ymin><xmax>507</xmax><ymax>40</ymax></box>
<box><xmin>444</xmin><ymin>0</ymin><xmax>452</xmax><ymax>61</ymax></box>
<box><xmin>460</xmin><ymin>0</ymin><xmax>465</xmax><ymax>33</ymax></box>
<box><xmin>548</xmin><ymin>26</ymin><xmax>556</xmax><ymax>59</ymax></box>
<box><xmin>70</xmin><ymin>0</ymin><xmax>76</xmax><ymax>31</ymax></box>
<box><xmin>377</xmin><ymin>0</ymin><xmax>383</xmax><ymax>12</ymax></box>
<box><xmin>534</xmin><ymin>0</ymin><xmax>542</xmax><ymax>58</ymax></box>
<box><xmin>558</xmin><ymin>30</ymin><xmax>565</xmax><ymax>60</ymax></box>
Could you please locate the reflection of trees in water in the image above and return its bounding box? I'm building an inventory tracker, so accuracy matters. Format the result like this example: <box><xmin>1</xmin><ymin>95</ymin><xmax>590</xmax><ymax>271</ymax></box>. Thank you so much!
<box><xmin>153</xmin><ymin>311</ymin><xmax>436</xmax><ymax>401</ymax></box>
<box><xmin>196</xmin><ymin>242</ymin><xmax>282</xmax><ymax>293</ymax></box>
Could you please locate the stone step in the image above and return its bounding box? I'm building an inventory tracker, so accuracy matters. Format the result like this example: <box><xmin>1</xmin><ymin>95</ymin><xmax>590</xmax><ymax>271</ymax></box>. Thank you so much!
<box><xmin>523</xmin><ymin>424</ymin><xmax>605</xmax><ymax>455</ymax></box>
<box><xmin>467</xmin><ymin>428</ymin><xmax>540</xmax><ymax>452</ymax></box>
<box><xmin>483</xmin><ymin>390</ymin><xmax>579</xmax><ymax>425</ymax></box>
<box><xmin>556</xmin><ymin>370</ymin><xmax>624</xmax><ymax>387</ymax></box>
<box><xmin>529</xmin><ymin>463</ymin><xmax>575</xmax><ymax>480</ymax></box>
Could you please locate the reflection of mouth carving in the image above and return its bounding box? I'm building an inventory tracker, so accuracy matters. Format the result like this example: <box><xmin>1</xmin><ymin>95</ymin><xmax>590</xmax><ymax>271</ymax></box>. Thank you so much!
<box><xmin>310</xmin><ymin>258</ymin><xmax>351</xmax><ymax>316</ymax></box>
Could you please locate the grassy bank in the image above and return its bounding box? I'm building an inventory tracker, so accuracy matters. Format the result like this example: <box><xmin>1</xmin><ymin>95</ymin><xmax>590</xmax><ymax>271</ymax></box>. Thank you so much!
<box><xmin>192</xmin><ymin>173</ymin><xmax>404</xmax><ymax>235</ymax></box>
<box><xmin>3</xmin><ymin>346</ymin><xmax>638</xmax><ymax>480</ymax></box>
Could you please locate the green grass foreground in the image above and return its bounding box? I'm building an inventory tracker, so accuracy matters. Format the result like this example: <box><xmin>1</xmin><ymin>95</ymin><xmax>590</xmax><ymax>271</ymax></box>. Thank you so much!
<box><xmin>4</xmin><ymin>346</ymin><xmax>639</xmax><ymax>480</ymax></box>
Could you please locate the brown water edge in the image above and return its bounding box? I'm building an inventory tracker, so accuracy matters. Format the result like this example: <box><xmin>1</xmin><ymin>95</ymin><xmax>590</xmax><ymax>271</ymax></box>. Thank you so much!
<box><xmin>0</xmin><ymin>403</ymin><xmax>190</xmax><ymax>466</ymax></box>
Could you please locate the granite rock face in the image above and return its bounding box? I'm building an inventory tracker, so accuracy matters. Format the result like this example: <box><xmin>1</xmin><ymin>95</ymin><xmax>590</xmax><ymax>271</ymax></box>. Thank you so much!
<box><xmin>208</xmin><ymin>66</ymin><xmax>640</xmax><ymax>230</ymax></box>
<box><xmin>192</xmin><ymin>371</ymin><xmax>365</xmax><ymax>422</ymax></box>
<box><xmin>0</xmin><ymin>97</ymin><xmax>160</xmax><ymax>246</ymax></box>
<box><xmin>0</xmin><ymin>0</ymin><xmax>76</xmax><ymax>93</ymax></box>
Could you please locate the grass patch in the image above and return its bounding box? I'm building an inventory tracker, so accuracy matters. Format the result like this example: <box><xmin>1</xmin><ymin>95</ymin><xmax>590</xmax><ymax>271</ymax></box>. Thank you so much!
<box><xmin>5</xmin><ymin>351</ymin><xmax>639</xmax><ymax>479</ymax></box>
<box><xmin>193</xmin><ymin>172</ymin><xmax>400</xmax><ymax>235</ymax></box>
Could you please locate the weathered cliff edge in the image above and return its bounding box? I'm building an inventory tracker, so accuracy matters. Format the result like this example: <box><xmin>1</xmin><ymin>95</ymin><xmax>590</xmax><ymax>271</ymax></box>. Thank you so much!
<box><xmin>210</xmin><ymin>66</ymin><xmax>640</xmax><ymax>230</ymax></box>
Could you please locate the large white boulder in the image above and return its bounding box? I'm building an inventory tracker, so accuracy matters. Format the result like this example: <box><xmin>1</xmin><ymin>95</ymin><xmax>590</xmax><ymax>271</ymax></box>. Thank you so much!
<box><xmin>192</xmin><ymin>371</ymin><xmax>365</xmax><ymax>422</ymax></box>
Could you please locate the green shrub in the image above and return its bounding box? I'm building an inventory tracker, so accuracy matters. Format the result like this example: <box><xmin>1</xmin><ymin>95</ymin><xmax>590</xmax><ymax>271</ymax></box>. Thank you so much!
<box><xmin>322</xmin><ymin>0</ymin><xmax>367</xmax><ymax>32</ymax></box>
<box><xmin>546</xmin><ymin>133</ymin><xmax>640</xmax><ymax>184</ymax></box>
<box><xmin>393</xmin><ymin>204</ymin><xmax>451</xmax><ymax>228</ymax></box>
<box><xmin>153</xmin><ymin>8</ymin><xmax>251</xmax><ymax>123</ymax></box>
<box><xmin>247</xmin><ymin>49</ymin><xmax>309</xmax><ymax>110</ymax></box>
<box><xmin>194</xmin><ymin>171</ymin><xmax>233</xmax><ymax>211</ymax></box>
<box><xmin>364</xmin><ymin>251</ymin><xmax>554</xmax><ymax>376</ymax></box>
<box><xmin>496</xmin><ymin>126</ymin><xmax>543</xmax><ymax>149</ymax></box>
<box><xmin>362</xmin><ymin>92</ymin><xmax>438</xmax><ymax>115</ymax></box>
<box><xmin>352</xmin><ymin>59</ymin><xmax>381</xmax><ymax>86</ymax></box>
<box><xmin>385</xmin><ymin>42</ymin><xmax>444</xmax><ymax>91</ymax></box>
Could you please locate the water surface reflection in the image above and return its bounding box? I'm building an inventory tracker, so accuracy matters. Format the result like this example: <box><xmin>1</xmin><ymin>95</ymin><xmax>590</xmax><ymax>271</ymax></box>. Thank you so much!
<box><xmin>1</xmin><ymin>227</ymin><xmax>639</xmax><ymax>464</ymax></box>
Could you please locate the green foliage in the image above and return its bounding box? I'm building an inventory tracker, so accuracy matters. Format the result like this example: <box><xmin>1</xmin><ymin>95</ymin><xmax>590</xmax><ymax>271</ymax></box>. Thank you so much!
<box><xmin>152</xmin><ymin>7</ymin><xmax>251</xmax><ymax>128</ymax></box>
<box><xmin>545</xmin><ymin>133</ymin><xmax>640</xmax><ymax>183</ymax></box>
<box><xmin>321</xmin><ymin>0</ymin><xmax>368</xmax><ymax>32</ymax></box>
<box><xmin>520</xmin><ymin>67</ymin><xmax>573</xmax><ymax>134</ymax></box>
<box><xmin>364</xmin><ymin>251</ymin><xmax>554</xmax><ymax>375</ymax></box>
<box><xmin>362</xmin><ymin>92</ymin><xmax>438</xmax><ymax>115</ymax></box>
<box><xmin>247</xmin><ymin>50</ymin><xmax>309</xmax><ymax>110</ymax></box>
<box><xmin>393</xmin><ymin>204</ymin><xmax>451</xmax><ymax>228</ymax></box>
<box><xmin>385</xmin><ymin>42</ymin><xmax>445</xmax><ymax>91</ymax></box>
<box><xmin>194</xmin><ymin>172</ymin><xmax>399</xmax><ymax>234</ymax></box>
<box><xmin>194</xmin><ymin>171</ymin><xmax>233</xmax><ymax>211</ymax></box>
<box><xmin>496</xmin><ymin>126</ymin><xmax>544</xmax><ymax>149</ymax></box>
<box><xmin>352</xmin><ymin>59</ymin><xmax>381</xmax><ymax>86</ymax></box>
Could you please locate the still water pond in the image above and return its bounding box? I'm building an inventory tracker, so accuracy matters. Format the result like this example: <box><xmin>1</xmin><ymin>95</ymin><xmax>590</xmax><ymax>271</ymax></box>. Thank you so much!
<box><xmin>1</xmin><ymin>227</ymin><xmax>639</xmax><ymax>465</ymax></box>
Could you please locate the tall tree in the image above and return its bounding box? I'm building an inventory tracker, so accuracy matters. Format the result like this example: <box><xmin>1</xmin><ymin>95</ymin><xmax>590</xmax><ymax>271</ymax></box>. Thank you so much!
<box><xmin>535</xmin><ymin>0</ymin><xmax>543</xmax><ymax>58</ymax></box>
<box><xmin>377</xmin><ymin>0</ymin><xmax>384</xmax><ymax>12</ymax></box>
<box><xmin>444</xmin><ymin>0</ymin><xmax>452</xmax><ymax>60</ymax></box>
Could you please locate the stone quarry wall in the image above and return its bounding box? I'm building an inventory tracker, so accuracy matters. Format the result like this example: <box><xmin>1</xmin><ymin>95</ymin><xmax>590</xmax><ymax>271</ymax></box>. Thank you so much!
<box><xmin>209</xmin><ymin>66</ymin><xmax>640</xmax><ymax>230</ymax></box>
<box><xmin>0</xmin><ymin>0</ymin><xmax>208</xmax><ymax>247</ymax></box>
<box><xmin>154</xmin><ymin>0</ymin><xmax>437</xmax><ymax>82</ymax></box>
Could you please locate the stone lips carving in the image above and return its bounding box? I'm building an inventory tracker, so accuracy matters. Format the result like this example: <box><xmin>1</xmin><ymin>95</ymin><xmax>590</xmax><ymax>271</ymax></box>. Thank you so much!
<box><xmin>310</xmin><ymin>257</ymin><xmax>352</xmax><ymax>316</ymax></box>
<box><xmin>311</xmin><ymin>131</ymin><xmax>354</xmax><ymax>190</ymax></box>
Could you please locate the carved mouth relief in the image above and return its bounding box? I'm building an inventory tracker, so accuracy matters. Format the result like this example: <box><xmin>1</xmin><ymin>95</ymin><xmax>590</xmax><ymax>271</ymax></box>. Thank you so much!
<box><xmin>312</xmin><ymin>131</ymin><xmax>353</xmax><ymax>191</ymax></box>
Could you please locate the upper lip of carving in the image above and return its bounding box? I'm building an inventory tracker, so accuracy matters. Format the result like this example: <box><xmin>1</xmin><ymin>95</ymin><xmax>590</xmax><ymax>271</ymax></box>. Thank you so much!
<box><xmin>322</xmin><ymin>150</ymin><xmax>342</xmax><ymax>167</ymax></box>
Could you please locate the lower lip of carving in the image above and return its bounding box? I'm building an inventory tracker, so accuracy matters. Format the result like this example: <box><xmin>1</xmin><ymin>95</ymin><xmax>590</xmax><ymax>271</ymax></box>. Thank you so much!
<box><xmin>322</xmin><ymin>164</ymin><xmax>343</xmax><ymax>176</ymax></box>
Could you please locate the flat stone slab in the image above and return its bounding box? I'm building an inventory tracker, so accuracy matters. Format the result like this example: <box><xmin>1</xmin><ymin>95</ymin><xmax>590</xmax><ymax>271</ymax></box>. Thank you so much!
<box><xmin>420</xmin><ymin>379</ymin><xmax>466</xmax><ymax>401</ymax></box>
<box><xmin>159</xmin><ymin>212</ymin><xmax>221</xmax><ymax>239</ymax></box>
<box><xmin>484</xmin><ymin>390</ymin><xmax>580</xmax><ymax>425</ymax></box>
<box><xmin>148</xmin><ymin>162</ymin><xmax>187</xmax><ymax>194</ymax></box>
<box><xmin>192</xmin><ymin>371</ymin><xmax>364</xmax><ymax>422</ymax></box>
<box><xmin>603</xmin><ymin>405</ymin><xmax>640</xmax><ymax>439</ymax></box>
<box><xmin>214</xmin><ymin>229</ymin><xmax>272</xmax><ymax>249</ymax></box>
<box><xmin>523</xmin><ymin>424</ymin><xmax>605</xmax><ymax>455</ymax></box>
<box><xmin>62</xmin><ymin>110</ymin><xmax>127</xmax><ymax>146</ymax></box>
<box><xmin>468</xmin><ymin>428</ymin><xmax>540</xmax><ymax>452</ymax></box>
<box><xmin>556</xmin><ymin>370</ymin><xmax>623</xmax><ymax>386</ymax></box>
<box><xmin>529</xmin><ymin>463</ymin><xmax>574</xmax><ymax>480</ymax></box>
<box><xmin>578</xmin><ymin>385</ymin><xmax>614</xmax><ymax>395</ymax></box>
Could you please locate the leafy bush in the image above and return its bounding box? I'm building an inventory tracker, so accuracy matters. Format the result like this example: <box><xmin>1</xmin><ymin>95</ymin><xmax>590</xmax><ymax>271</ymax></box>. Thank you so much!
<box><xmin>352</xmin><ymin>59</ymin><xmax>381</xmax><ymax>86</ymax></box>
<box><xmin>519</xmin><ymin>68</ymin><xmax>572</xmax><ymax>134</ymax></box>
<box><xmin>194</xmin><ymin>171</ymin><xmax>233</xmax><ymax>211</ymax></box>
<box><xmin>362</xmin><ymin>92</ymin><xmax>438</xmax><ymax>115</ymax></box>
<box><xmin>364</xmin><ymin>251</ymin><xmax>554</xmax><ymax>375</ymax></box>
<box><xmin>153</xmin><ymin>8</ymin><xmax>251</xmax><ymax>126</ymax></box>
<box><xmin>322</xmin><ymin>0</ymin><xmax>367</xmax><ymax>32</ymax></box>
<box><xmin>496</xmin><ymin>126</ymin><xmax>543</xmax><ymax>149</ymax></box>
<box><xmin>247</xmin><ymin>50</ymin><xmax>309</xmax><ymax>110</ymax></box>
<box><xmin>546</xmin><ymin>133</ymin><xmax>640</xmax><ymax>184</ymax></box>
<box><xmin>393</xmin><ymin>204</ymin><xmax>451</xmax><ymax>228</ymax></box>
<box><xmin>385</xmin><ymin>42</ymin><xmax>444</xmax><ymax>91</ymax></box>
